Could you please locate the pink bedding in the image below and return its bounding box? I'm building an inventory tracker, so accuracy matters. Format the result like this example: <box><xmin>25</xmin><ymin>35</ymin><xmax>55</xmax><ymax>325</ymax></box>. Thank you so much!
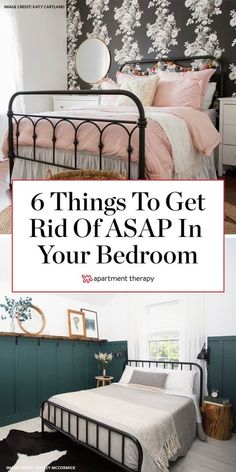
<box><xmin>2</xmin><ymin>105</ymin><xmax>220</xmax><ymax>179</ymax></box>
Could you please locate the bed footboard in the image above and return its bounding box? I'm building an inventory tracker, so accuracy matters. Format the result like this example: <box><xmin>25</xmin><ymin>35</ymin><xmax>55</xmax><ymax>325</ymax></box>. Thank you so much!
<box><xmin>8</xmin><ymin>90</ymin><xmax>147</xmax><ymax>181</ymax></box>
<box><xmin>41</xmin><ymin>400</ymin><xmax>143</xmax><ymax>472</ymax></box>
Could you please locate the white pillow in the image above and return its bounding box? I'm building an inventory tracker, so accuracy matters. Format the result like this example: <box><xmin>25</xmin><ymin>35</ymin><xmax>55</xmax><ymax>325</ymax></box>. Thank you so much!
<box><xmin>119</xmin><ymin>365</ymin><xmax>196</xmax><ymax>396</ymax></box>
<box><xmin>119</xmin><ymin>365</ymin><xmax>134</xmax><ymax>384</ymax></box>
<box><xmin>202</xmin><ymin>82</ymin><xmax>216</xmax><ymax>111</ymax></box>
<box><xmin>164</xmin><ymin>369</ymin><xmax>196</xmax><ymax>395</ymax></box>
<box><xmin>116</xmin><ymin>74</ymin><xmax>159</xmax><ymax>107</ymax></box>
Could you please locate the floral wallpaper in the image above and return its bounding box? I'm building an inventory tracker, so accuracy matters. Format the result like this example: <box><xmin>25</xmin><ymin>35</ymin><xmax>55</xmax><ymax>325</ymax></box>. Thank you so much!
<box><xmin>67</xmin><ymin>0</ymin><xmax>236</xmax><ymax>96</ymax></box>
<box><xmin>184</xmin><ymin>0</ymin><xmax>224</xmax><ymax>59</ymax></box>
<box><xmin>229</xmin><ymin>8</ymin><xmax>236</xmax><ymax>94</ymax></box>
<box><xmin>86</xmin><ymin>0</ymin><xmax>111</xmax><ymax>45</ymax></box>
<box><xmin>147</xmin><ymin>1</ymin><xmax>180</xmax><ymax>56</ymax></box>
<box><xmin>67</xmin><ymin>0</ymin><xmax>83</xmax><ymax>90</ymax></box>
<box><xmin>114</xmin><ymin>0</ymin><xmax>143</xmax><ymax>64</ymax></box>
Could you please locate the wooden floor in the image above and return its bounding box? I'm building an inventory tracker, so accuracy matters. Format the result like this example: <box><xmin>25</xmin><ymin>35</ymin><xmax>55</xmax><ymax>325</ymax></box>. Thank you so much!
<box><xmin>0</xmin><ymin>417</ymin><xmax>235</xmax><ymax>471</ymax></box>
<box><xmin>225</xmin><ymin>169</ymin><xmax>236</xmax><ymax>206</ymax></box>
<box><xmin>0</xmin><ymin>160</ymin><xmax>11</xmax><ymax>211</ymax></box>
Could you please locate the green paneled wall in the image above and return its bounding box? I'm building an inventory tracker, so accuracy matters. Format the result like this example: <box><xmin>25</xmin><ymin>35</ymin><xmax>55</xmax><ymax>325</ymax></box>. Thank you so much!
<box><xmin>208</xmin><ymin>336</ymin><xmax>236</xmax><ymax>433</ymax></box>
<box><xmin>0</xmin><ymin>336</ymin><xmax>127</xmax><ymax>427</ymax></box>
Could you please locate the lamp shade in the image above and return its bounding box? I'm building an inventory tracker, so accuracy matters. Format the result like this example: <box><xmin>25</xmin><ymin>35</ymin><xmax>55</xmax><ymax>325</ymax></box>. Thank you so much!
<box><xmin>197</xmin><ymin>343</ymin><xmax>209</xmax><ymax>362</ymax></box>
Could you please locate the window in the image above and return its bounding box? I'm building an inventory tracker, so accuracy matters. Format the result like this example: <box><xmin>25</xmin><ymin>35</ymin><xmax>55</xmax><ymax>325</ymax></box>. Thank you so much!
<box><xmin>146</xmin><ymin>300</ymin><xmax>183</xmax><ymax>362</ymax></box>
<box><xmin>0</xmin><ymin>9</ymin><xmax>23</xmax><ymax>113</ymax></box>
<box><xmin>148</xmin><ymin>333</ymin><xmax>179</xmax><ymax>361</ymax></box>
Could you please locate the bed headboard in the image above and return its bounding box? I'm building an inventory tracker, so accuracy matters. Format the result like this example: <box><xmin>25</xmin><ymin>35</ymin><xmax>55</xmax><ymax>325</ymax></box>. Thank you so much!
<box><xmin>123</xmin><ymin>359</ymin><xmax>203</xmax><ymax>405</ymax></box>
<box><xmin>120</xmin><ymin>55</ymin><xmax>224</xmax><ymax>104</ymax></box>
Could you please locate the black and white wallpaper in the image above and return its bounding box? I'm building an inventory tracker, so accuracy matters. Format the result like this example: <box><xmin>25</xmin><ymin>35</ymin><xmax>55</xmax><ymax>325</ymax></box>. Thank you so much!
<box><xmin>67</xmin><ymin>0</ymin><xmax>236</xmax><ymax>96</ymax></box>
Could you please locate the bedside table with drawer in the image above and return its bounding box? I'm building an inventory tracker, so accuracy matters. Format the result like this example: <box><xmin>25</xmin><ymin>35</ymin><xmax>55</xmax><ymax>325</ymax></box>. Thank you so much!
<box><xmin>219</xmin><ymin>97</ymin><xmax>236</xmax><ymax>176</ymax></box>
<box><xmin>53</xmin><ymin>94</ymin><xmax>99</xmax><ymax>111</ymax></box>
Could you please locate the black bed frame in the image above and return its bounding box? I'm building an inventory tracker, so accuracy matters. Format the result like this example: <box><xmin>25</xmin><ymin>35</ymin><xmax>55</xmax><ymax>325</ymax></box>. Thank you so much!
<box><xmin>41</xmin><ymin>359</ymin><xmax>203</xmax><ymax>472</ymax></box>
<box><xmin>8</xmin><ymin>55</ymin><xmax>224</xmax><ymax>182</ymax></box>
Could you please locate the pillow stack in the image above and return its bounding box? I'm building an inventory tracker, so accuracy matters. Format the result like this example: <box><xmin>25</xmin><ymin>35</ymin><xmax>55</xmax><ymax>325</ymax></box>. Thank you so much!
<box><xmin>101</xmin><ymin>73</ymin><xmax>159</xmax><ymax>107</ymax></box>
<box><xmin>100</xmin><ymin>67</ymin><xmax>216</xmax><ymax>111</ymax></box>
<box><xmin>119</xmin><ymin>365</ymin><xmax>197</xmax><ymax>397</ymax></box>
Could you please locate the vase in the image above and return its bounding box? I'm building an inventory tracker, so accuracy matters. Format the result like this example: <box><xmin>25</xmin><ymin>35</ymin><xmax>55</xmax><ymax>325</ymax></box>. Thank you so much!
<box><xmin>103</xmin><ymin>368</ymin><xmax>106</xmax><ymax>377</ymax></box>
<box><xmin>10</xmin><ymin>316</ymin><xmax>15</xmax><ymax>333</ymax></box>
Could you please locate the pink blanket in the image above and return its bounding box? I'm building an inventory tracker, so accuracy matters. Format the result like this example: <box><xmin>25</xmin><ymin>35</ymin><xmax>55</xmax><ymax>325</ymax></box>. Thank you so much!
<box><xmin>2</xmin><ymin>105</ymin><xmax>220</xmax><ymax>179</ymax></box>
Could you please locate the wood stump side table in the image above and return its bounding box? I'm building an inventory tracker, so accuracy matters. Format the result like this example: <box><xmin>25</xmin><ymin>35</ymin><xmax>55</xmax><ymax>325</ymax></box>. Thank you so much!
<box><xmin>201</xmin><ymin>402</ymin><xmax>233</xmax><ymax>440</ymax></box>
<box><xmin>95</xmin><ymin>376</ymin><xmax>114</xmax><ymax>387</ymax></box>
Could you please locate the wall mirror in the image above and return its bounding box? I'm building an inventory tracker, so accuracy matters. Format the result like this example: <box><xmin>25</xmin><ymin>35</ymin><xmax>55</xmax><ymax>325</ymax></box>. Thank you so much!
<box><xmin>75</xmin><ymin>38</ymin><xmax>111</xmax><ymax>84</ymax></box>
<box><xmin>17</xmin><ymin>304</ymin><xmax>46</xmax><ymax>336</ymax></box>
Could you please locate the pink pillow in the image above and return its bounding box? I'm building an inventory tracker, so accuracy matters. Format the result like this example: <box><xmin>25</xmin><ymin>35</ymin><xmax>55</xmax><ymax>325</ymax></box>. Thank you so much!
<box><xmin>157</xmin><ymin>68</ymin><xmax>215</xmax><ymax>96</ymax></box>
<box><xmin>116</xmin><ymin>71</ymin><xmax>128</xmax><ymax>85</ymax></box>
<box><xmin>100</xmin><ymin>78</ymin><xmax>119</xmax><ymax>106</ymax></box>
<box><xmin>153</xmin><ymin>77</ymin><xmax>203</xmax><ymax>109</ymax></box>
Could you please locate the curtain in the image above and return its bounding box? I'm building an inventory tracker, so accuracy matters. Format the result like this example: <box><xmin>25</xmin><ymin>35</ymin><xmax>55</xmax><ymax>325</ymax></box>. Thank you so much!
<box><xmin>0</xmin><ymin>7</ymin><xmax>24</xmax><ymax>113</ymax></box>
<box><xmin>180</xmin><ymin>294</ymin><xmax>208</xmax><ymax>396</ymax></box>
<box><xmin>126</xmin><ymin>294</ymin><xmax>208</xmax><ymax>396</ymax></box>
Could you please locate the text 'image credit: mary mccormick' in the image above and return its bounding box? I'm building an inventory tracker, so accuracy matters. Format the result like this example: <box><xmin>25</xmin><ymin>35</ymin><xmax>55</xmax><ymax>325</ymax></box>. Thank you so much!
<box><xmin>12</xmin><ymin>180</ymin><xmax>224</xmax><ymax>293</ymax></box>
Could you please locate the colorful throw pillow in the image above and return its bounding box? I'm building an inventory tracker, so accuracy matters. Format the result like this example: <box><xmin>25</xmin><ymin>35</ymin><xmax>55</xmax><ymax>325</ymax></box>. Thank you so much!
<box><xmin>149</xmin><ymin>60</ymin><xmax>217</xmax><ymax>74</ymax></box>
<box><xmin>116</xmin><ymin>72</ymin><xmax>159</xmax><ymax>106</ymax></box>
<box><xmin>152</xmin><ymin>77</ymin><xmax>203</xmax><ymax>109</ymax></box>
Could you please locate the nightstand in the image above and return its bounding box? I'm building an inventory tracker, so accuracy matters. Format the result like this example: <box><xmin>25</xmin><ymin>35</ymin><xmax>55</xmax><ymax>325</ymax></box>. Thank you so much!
<box><xmin>53</xmin><ymin>94</ymin><xmax>98</xmax><ymax>111</ymax></box>
<box><xmin>95</xmin><ymin>375</ymin><xmax>114</xmax><ymax>387</ymax></box>
<box><xmin>201</xmin><ymin>401</ymin><xmax>233</xmax><ymax>440</ymax></box>
<box><xmin>219</xmin><ymin>97</ymin><xmax>236</xmax><ymax>176</ymax></box>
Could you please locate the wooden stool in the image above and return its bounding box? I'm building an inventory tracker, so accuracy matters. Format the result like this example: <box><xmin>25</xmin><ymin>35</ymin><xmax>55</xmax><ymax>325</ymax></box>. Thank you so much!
<box><xmin>95</xmin><ymin>376</ymin><xmax>114</xmax><ymax>387</ymax></box>
<box><xmin>201</xmin><ymin>402</ymin><xmax>233</xmax><ymax>440</ymax></box>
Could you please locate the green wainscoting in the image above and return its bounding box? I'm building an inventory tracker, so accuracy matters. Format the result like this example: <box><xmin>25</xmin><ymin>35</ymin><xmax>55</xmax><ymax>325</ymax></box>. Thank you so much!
<box><xmin>0</xmin><ymin>335</ymin><xmax>127</xmax><ymax>427</ymax></box>
<box><xmin>208</xmin><ymin>336</ymin><xmax>236</xmax><ymax>433</ymax></box>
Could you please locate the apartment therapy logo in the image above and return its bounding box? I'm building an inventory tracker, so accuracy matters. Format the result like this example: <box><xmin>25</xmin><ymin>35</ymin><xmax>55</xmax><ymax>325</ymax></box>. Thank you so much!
<box><xmin>81</xmin><ymin>275</ymin><xmax>156</xmax><ymax>284</ymax></box>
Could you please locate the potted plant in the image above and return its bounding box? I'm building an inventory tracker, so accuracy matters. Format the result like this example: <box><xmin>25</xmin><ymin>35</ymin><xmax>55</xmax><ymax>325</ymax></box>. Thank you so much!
<box><xmin>0</xmin><ymin>296</ymin><xmax>32</xmax><ymax>332</ymax></box>
<box><xmin>95</xmin><ymin>352</ymin><xmax>113</xmax><ymax>377</ymax></box>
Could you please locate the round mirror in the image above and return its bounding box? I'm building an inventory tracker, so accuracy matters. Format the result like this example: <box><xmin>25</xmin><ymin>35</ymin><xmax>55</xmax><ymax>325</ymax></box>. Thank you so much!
<box><xmin>17</xmin><ymin>304</ymin><xmax>46</xmax><ymax>336</ymax></box>
<box><xmin>75</xmin><ymin>38</ymin><xmax>111</xmax><ymax>84</ymax></box>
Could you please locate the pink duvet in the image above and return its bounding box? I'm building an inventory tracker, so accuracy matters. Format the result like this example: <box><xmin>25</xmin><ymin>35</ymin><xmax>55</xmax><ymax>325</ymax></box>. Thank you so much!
<box><xmin>2</xmin><ymin>105</ymin><xmax>220</xmax><ymax>179</ymax></box>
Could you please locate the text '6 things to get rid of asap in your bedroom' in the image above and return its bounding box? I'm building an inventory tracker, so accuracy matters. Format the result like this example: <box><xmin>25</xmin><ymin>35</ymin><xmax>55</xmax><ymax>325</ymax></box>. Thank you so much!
<box><xmin>12</xmin><ymin>180</ymin><xmax>224</xmax><ymax>292</ymax></box>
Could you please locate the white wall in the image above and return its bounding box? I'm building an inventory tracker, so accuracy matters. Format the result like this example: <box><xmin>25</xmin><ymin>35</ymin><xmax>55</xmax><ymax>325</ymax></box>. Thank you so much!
<box><xmin>99</xmin><ymin>239</ymin><xmax>236</xmax><ymax>341</ymax></box>
<box><xmin>14</xmin><ymin>0</ymin><xmax>68</xmax><ymax>112</ymax></box>
<box><xmin>0</xmin><ymin>280</ymin><xmax>99</xmax><ymax>337</ymax></box>
<box><xmin>205</xmin><ymin>237</ymin><xmax>236</xmax><ymax>336</ymax></box>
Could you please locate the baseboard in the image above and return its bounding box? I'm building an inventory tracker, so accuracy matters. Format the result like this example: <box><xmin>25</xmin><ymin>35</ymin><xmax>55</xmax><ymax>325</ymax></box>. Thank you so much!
<box><xmin>0</xmin><ymin>409</ymin><xmax>40</xmax><ymax>427</ymax></box>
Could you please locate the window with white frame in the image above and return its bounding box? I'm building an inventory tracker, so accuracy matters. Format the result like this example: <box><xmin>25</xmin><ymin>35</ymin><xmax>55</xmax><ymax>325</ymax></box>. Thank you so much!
<box><xmin>0</xmin><ymin>9</ymin><xmax>23</xmax><ymax>113</ymax></box>
<box><xmin>146</xmin><ymin>300</ymin><xmax>183</xmax><ymax>362</ymax></box>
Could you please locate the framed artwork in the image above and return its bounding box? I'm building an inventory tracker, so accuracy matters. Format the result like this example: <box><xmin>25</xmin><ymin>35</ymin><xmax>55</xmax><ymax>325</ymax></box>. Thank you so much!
<box><xmin>68</xmin><ymin>309</ymin><xmax>86</xmax><ymax>338</ymax></box>
<box><xmin>81</xmin><ymin>308</ymin><xmax>99</xmax><ymax>339</ymax></box>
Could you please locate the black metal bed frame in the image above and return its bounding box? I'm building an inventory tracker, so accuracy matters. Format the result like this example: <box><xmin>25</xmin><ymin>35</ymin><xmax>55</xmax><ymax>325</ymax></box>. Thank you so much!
<box><xmin>8</xmin><ymin>55</ymin><xmax>223</xmax><ymax>183</ymax></box>
<box><xmin>41</xmin><ymin>359</ymin><xmax>203</xmax><ymax>472</ymax></box>
<box><xmin>119</xmin><ymin>55</ymin><xmax>224</xmax><ymax>98</ymax></box>
<box><xmin>8</xmin><ymin>89</ymin><xmax>146</xmax><ymax>182</ymax></box>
